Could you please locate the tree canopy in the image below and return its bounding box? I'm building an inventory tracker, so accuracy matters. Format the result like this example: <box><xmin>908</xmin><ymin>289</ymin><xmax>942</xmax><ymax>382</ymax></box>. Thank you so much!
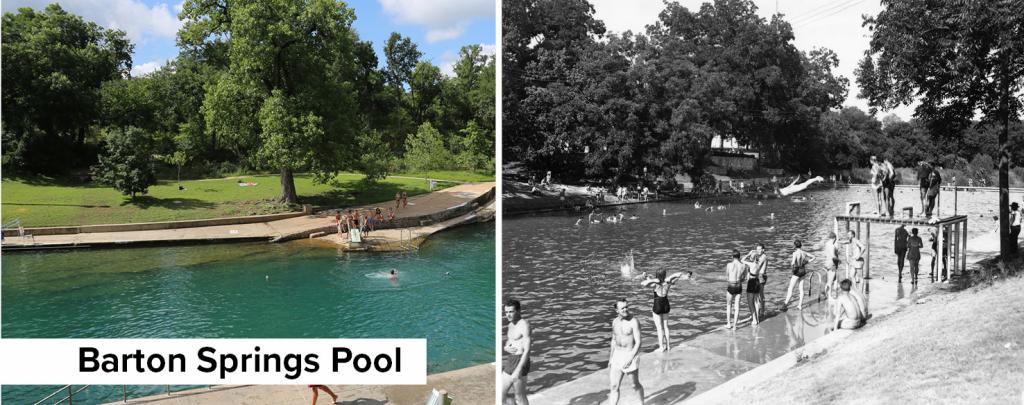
<box><xmin>857</xmin><ymin>0</ymin><xmax>1024</xmax><ymax>258</ymax></box>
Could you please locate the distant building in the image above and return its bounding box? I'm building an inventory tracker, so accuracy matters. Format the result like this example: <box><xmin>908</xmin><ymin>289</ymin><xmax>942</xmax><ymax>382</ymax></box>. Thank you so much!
<box><xmin>710</xmin><ymin>135</ymin><xmax>758</xmax><ymax>171</ymax></box>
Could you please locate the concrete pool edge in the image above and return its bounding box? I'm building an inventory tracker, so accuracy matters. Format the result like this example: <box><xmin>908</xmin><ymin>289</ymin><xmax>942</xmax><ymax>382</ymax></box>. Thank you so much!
<box><xmin>1</xmin><ymin>183</ymin><xmax>495</xmax><ymax>252</ymax></box>
<box><xmin>104</xmin><ymin>362</ymin><xmax>496</xmax><ymax>404</ymax></box>
<box><xmin>525</xmin><ymin>232</ymin><xmax>1004</xmax><ymax>404</ymax></box>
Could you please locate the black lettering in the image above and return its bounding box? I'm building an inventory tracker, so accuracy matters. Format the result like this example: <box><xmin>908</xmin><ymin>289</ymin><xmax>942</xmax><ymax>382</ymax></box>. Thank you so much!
<box><xmin>147</xmin><ymin>354</ymin><xmax>164</xmax><ymax>372</ymax></box>
<box><xmin>102</xmin><ymin>353</ymin><xmax>118</xmax><ymax>372</ymax></box>
<box><xmin>333</xmin><ymin>348</ymin><xmax>352</xmax><ymax>372</ymax></box>
<box><xmin>197</xmin><ymin>347</ymin><xmax>217</xmax><ymax>373</ymax></box>
<box><xmin>353</xmin><ymin>354</ymin><xmax>370</xmax><ymax>372</ymax></box>
<box><xmin>396</xmin><ymin>347</ymin><xmax>401</xmax><ymax>372</ymax></box>
<box><xmin>80</xmin><ymin>347</ymin><xmax>98</xmax><ymax>372</ymax></box>
<box><xmin>168</xmin><ymin>353</ymin><xmax>185</xmax><ymax>372</ymax></box>
<box><xmin>284</xmin><ymin>354</ymin><xmax>301</xmax><ymax>380</ymax></box>
<box><xmin>374</xmin><ymin>353</ymin><xmax>392</xmax><ymax>372</ymax></box>
<box><xmin>304</xmin><ymin>354</ymin><xmax>319</xmax><ymax>373</ymax></box>
<box><xmin>220</xmin><ymin>353</ymin><xmax>238</xmax><ymax>379</ymax></box>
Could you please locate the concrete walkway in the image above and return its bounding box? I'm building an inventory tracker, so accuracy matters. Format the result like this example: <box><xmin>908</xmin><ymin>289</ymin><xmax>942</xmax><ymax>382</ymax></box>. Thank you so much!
<box><xmin>106</xmin><ymin>363</ymin><xmax>495</xmax><ymax>405</ymax></box>
<box><xmin>527</xmin><ymin>231</ymin><xmax>1003</xmax><ymax>404</ymax></box>
<box><xmin>1</xmin><ymin>183</ymin><xmax>494</xmax><ymax>250</ymax></box>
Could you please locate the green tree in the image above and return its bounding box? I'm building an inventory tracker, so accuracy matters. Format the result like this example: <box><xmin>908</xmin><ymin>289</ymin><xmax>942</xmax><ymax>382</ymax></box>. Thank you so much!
<box><xmin>91</xmin><ymin>127</ymin><xmax>157</xmax><ymax>198</ymax></box>
<box><xmin>2</xmin><ymin>4</ymin><xmax>132</xmax><ymax>173</ymax></box>
<box><xmin>383</xmin><ymin>32</ymin><xmax>422</xmax><ymax>90</ymax></box>
<box><xmin>404</xmin><ymin>123</ymin><xmax>453</xmax><ymax>171</ymax></box>
<box><xmin>857</xmin><ymin>0</ymin><xmax>1024</xmax><ymax>258</ymax></box>
<box><xmin>180</xmin><ymin>0</ymin><xmax>367</xmax><ymax>204</ymax></box>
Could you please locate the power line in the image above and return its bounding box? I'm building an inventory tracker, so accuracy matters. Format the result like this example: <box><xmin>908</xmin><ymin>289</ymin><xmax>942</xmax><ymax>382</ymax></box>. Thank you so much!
<box><xmin>789</xmin><ymin>0</ymin><xmax>863</xmax><ymax>26</ymax></box>
<box><xmin>793</xmin><ymin>0</ymin><xmax>866</xmax><ymax>28</ymax></box>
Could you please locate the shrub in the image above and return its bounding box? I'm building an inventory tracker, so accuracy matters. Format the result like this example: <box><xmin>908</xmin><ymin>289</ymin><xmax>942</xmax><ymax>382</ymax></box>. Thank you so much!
<box><xmin>91</xmin><ymin>126</ymin><xmax>157</xmax><ymax>198</ymax></box>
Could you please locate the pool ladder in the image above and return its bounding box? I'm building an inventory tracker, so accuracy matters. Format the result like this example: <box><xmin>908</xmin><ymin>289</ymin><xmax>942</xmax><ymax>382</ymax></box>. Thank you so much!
<box><xmin>399</xmin><ymin>228</ymin><xmax>417</xmax><ymax>251</ymax></box>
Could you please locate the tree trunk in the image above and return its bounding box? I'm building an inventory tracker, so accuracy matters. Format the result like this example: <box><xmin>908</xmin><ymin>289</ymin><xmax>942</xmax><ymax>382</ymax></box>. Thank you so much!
<box><xmin>998</xmin><ymin>55</ymin><xmax>1012</xmax><ymax>259</ymax></box>
<box><xmin>280</xmin><ymin>167</ymin><xmax>299</xmax><ymax>205</ymax></box>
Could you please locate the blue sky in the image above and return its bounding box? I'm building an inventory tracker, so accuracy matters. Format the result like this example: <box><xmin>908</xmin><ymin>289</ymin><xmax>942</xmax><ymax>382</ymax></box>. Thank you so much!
<box><xmin>2</xmin><ymin>0</ymin><xmax>496</xmax><ymax>76</ymax></box>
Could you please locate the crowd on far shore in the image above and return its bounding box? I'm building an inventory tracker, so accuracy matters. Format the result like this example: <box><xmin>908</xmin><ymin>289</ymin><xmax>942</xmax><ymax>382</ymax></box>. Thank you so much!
<box><xmin>332</xmin><ymin>191</ymin><xmax>408</xmax><ymax>242</ymax></box>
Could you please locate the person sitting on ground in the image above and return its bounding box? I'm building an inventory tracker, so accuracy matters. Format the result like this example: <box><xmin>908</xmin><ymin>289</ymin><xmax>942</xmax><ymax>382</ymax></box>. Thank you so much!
<box><xmin>833</xmin><ymin>279</ymin><xmax>866</xmax><ymax>330</ymax></box>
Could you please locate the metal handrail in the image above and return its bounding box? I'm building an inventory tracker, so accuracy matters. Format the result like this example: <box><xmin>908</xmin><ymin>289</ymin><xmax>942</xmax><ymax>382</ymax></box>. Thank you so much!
<box><xmin>33</xmin><ymin>384</ymin><xmax>89</xmax><ymax>405</ymax></box>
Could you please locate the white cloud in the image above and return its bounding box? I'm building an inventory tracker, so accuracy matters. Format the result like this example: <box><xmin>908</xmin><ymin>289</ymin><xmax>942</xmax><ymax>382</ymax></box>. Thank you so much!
<box><xmin>130</xmin><ymin>60</ymin><xmax>166</xmax><ymax>77</ymax></box>
<box><xmin>2</xmin><ymin>0</ymin><xmax>182</xmax><ymax>43</ymax></box>
<box><xmin>589</xmin><ymin>0</ymin><xmax>916</xmax><ymax>120</ymax></box>
<box><xmin>480</xmin><ymin>43</ymin><xmax>496</xmax><ymax>55</ymax></box>
<box><xmin>437</xmin><ymin>44</ymin><xmax>494</xmax><ymax>77</ymax></box>
<box><xmin>427</xmin><ymin>26</ymin><xmax>466</xmax><ymax>43</ymax></box>
<box><xmin>378</xmin><ymin>0</ymin><xmax>493</xmax><ymax>43</ymax></box>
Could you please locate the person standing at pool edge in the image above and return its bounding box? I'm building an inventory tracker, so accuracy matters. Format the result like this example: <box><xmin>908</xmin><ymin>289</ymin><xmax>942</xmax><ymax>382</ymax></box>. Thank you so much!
<box><xmin>895</xmin><ymin>224</ymin><xmax>909</xmax><ymax>283</ymax></box>
<box><xmin>502</xmin><ymin>299</ymin><xmax>531</xmax><ymax>405</ymax></box>
<box><xmin>784</xmin><ymin>239</ymin><xmax>815</xmax><ymax>310</ymax></box>
<box><xmin>608</xmin><ymin>299</ymin><xmax>644</xmax><ymax>405</ymax></box>
<box><xmin>725</xmin><ymin>250</ymin><xmax>747</xmax><ymax>328</ymax></box>
<box><xmin>641</xmin><ymin>269</ymin><xmax>692</xmax><ymax>351</ymax></box>
<box><xmin>908</xmin><ymin>228</ymin><xmax>924</xmax><ymax>284</ymax></box>
<box><xmin>742</xmin><ymin>244</ymin><xmax>767</xmax><ymax>324</ymax></box>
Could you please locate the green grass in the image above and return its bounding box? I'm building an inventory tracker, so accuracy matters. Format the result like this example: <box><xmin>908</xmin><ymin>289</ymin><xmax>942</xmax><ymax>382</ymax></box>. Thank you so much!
<box><xmin>1</xmin><ymin>171</ymin><xmax>493</xmax><ymax>227</ymax></box>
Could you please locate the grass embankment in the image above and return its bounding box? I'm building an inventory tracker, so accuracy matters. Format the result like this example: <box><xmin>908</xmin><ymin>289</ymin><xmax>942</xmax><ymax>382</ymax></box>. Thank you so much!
<box><xmin>733</xmin><ymin>260</ymin><xmax>1024</xmax><ymax>404</ymax></box>
<box><xmin>1</xmin><ymin>171</ymin><xmax>492</xmax><ymax>227</ymax></box>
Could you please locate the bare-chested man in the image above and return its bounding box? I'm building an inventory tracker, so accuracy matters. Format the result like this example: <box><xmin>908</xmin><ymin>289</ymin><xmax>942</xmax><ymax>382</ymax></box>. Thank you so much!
<box><xmin>502</xmin><ymin>299</ymin><xmax>531</xmax><ymax>405</ymax></box>
<box><xmin>725</xmin><ymin>250</ymin><xmax>747</xmax><ymax>329</ymax></box>
<box><xmin>840</xmin><ymin>230</ymin><xmax>866</xmax><ymax>283</ymax></box>
<box><xmin>608</xmin><ymin>299</ymin><xmax>644</xmax><ymax>405</ymax></box>
<box><xmin>742</xmin><ymin>244</ymin><xmax>768</xmax><ymax>324</ymax></box>
<box><xmin>833</xmin><ymin>279</ymin><xmax>867</xmax><ymax>330</ymax></box>
<box><xmin>823</xmin><ymin>232</ymin><xmax>840</xmax><ymax>298</ymax></box>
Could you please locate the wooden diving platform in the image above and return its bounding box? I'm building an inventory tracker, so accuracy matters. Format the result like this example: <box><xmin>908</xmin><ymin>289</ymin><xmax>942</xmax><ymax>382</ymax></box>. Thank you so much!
<box><xmin>837</xmin><ymin>201</ymin><xmax>967</xmax><ymax>282</ymax></box>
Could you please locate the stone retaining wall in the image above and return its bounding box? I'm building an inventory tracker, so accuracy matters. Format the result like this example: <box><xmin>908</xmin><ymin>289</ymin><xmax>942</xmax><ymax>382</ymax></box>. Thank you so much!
<box><xmin>3</xmin><ymin>210</ymin><xmax>308</xmax><ymax>237</ymax></box>
<box><xmin>272</xmin><ymin>187</ymin><xmax>496</xmax><ymax>242</ymax></box>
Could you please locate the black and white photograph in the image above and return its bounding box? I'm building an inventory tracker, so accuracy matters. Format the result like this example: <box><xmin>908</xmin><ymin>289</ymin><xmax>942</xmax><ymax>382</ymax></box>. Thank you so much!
<box><xmin>501</xmin><ymin>0</ymin><xmax>1024</xmax><ymax>404</ymax></box>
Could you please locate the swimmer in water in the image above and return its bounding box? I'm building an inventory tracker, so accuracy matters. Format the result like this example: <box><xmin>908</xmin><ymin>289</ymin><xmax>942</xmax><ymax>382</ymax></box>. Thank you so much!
<box><xmin>389</xmin><ymin>269</ymin><xmax>398</xmax><ymax>280</ymax></box>
<box><xmin>575</xmin><ymin>217</ymin><xmax>583</xmax><ymax>226</ymax></box>
<box><xmin>694</xmin><ymin>202</ymin><xmax>701</xmax><ymax>209</ymax></box>
<box><xmin>629</xmin><ymin>215</ymin><xmax>638</xmax><ymax>220</ymax></box>
<box><xmin>663</xmin><ymin>209</ymin><xmax>667</xmax><ymax>216</ymax></box>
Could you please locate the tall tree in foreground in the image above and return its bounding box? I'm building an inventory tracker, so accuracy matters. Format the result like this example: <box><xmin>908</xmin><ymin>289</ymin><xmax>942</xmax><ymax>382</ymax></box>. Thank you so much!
<box><xmin>857</xmin><ymin>0</ymin><xmax>1024</xmax><ymax>259</ymax></box>
<box><xmin>179</xmin><ymin>0</ymin><xmax>367</xmax><ymax>204</ymax></box>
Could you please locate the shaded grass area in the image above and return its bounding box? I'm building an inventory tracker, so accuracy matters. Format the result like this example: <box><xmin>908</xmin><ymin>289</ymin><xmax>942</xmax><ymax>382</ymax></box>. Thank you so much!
<box><xmin>2</xmin><ymin>171</ymin><xmax>492</xmax><ymax>227</ymax></box>
<box><xmin>734</xmin><ymin>257</ymin><xmax>1024</xmax><ymax>404</ymax></box>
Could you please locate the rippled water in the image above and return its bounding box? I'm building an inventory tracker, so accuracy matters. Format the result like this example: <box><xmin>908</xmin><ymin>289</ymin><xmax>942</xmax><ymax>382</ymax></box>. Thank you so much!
<box><xmin>502</xmin><ymin>186</ymin><xmax>1004</xmax><ymax>392</ymax></box>
<box><xmin>2</xmin><ymin>222</ymin><xmax>495</xmax><ymax>404</ymax></box>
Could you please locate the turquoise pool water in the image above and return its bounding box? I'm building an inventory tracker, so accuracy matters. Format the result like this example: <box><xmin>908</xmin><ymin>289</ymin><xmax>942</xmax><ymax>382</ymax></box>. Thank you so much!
<box><xmin>2</xmin><ymin>222</ymin><xmax>495</xmax><ymax>404</ymax></box>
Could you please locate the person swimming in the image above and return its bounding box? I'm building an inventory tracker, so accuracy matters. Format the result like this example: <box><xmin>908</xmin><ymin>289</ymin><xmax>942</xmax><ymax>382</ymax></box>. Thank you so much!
<box><xmin>620</xmin><ymin>249</ymin><xmax>636</xmax><ymax>275</ymax></box>
<box><xmin>389</xmin><ymin>269</ymin><xmax>398</xmax><ymax>280</ymax></box>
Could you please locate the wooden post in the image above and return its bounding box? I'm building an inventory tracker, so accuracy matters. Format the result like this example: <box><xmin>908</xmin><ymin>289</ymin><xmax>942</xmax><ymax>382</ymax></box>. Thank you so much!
<box><xmin>962</xmin><ymin>220</ymin><xmax>968</xmax><ymax>272</ymax></box>
<box><xmin>937</xmin><ymin>188</ymin><xmax>942</xmax><ymax>218</ymax></box>
<box><xmin>865</xmin><ymin>222</ymin><xmax>872</xmax><ymax>279</ymax></box>
<box><xmin>954</xmin><ymin>186</ymin><xmax>958</xmax><ymax>215</ymax></box>
<box><xmin>952</xmin><ymin>222</ymin><xmax>959</xmax><ymax>275</ymax></box>
<box><xmin>934</xmin><ymin>225</ymin><xmax>942</xmax><ymax>282</ymax></box>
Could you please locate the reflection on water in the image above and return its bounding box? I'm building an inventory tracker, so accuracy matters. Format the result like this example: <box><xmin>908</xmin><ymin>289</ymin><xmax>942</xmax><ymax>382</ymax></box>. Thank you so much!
<box><xmin>503</xmin><ymin>187</ymin><xmax>1001</xmax><ymax>392</ymax></box>
<box><xmin>2</xmin><ymin>223</ymin><xmax>495</xmax><ymax>404</ymax></box>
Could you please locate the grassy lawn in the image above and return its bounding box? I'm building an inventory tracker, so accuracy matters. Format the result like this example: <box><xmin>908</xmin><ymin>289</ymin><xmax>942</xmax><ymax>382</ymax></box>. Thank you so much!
<box><xmin>2</xmin><ymin>171</ymin><xmax>493</xmax><ymax>227</ymax></box>
<box><xmin>730</xmin><ymin>261</ymin><xmax>1024</xmax><ymax>404</ymax></box>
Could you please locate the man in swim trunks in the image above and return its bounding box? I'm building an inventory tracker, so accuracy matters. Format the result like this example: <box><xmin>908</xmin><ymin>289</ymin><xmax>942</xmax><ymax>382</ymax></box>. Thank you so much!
<box><xmin>608</xmin><ymin>299</ymin><xmax>644</xmax><ymax>405</ymax></box>
<box><xmin>839</xmin><ymin>230</ymin><xmax>866</xmax><ymax>283</ymax></box>
<box><xmin>725</xmin><ymin>250</ymin><xmax>747</xmax><ymax>329</ymax></box>
<box><xmin>502</xmin><ymin>299</ymin><xmax>531</xmax><ymax>405</ymax></box>
<box><xmin>784</xmin><ymin>239</ymin><xmax>816</xmax><ymax>310</ymax></box>
<box><xmin>917</xmin><ymin>161</ymin><xmax>931</xmax><ymax>215</ymax></box>
<box><xmin>895</xmin><ymin>224</ymin><xmax>909</xmax><ymax>282</ymax></box>
<box><xmin>833</xmin><ymin>279</ymin><xmax>866</xmax><ymax>330</ymax></box>
<box><xmin>823</xmin><ymin>232</ymin><xmax>840</xmax><ymax>298</ymax></box>
<box><xmin>742</xmin><ymin>244</ymin><xmax>767</xmax><ymax>324</ymax></box>
<box><xmin>925</xmin><ymin>166</ymin><xmax>942</xmax><ymax>218</ymax></box>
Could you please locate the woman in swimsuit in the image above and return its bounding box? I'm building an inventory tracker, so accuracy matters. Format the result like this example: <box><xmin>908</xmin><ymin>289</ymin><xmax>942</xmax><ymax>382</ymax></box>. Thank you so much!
<box><xmin>640</xmin><ymin>269</ymin><xmax>691</xmax><ymax>351</ymax></box>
